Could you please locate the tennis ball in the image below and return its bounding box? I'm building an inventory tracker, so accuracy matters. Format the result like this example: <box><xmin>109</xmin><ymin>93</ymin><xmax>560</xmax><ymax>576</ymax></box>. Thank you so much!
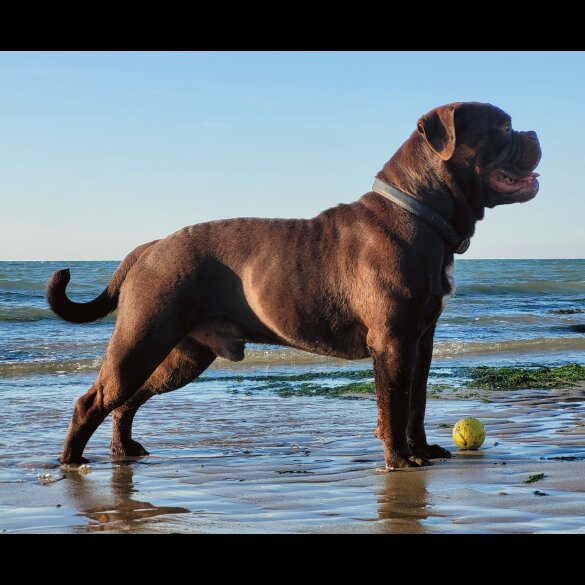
<box><xmin>452</xmin><ymin>417</ymin><xmax>485</xmax><ymax>450</ymax></box>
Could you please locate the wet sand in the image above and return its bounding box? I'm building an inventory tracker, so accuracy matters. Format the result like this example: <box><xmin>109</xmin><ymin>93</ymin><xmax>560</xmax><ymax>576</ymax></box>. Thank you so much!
<box><xmin>1</xmin><ymin>382</ymin><xmax>585</xmax><ymax>533</ymax></box>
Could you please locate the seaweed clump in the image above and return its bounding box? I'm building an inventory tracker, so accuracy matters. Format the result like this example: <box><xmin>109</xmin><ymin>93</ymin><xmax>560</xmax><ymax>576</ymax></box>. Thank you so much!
<box><xmin>465</xmin><ymin>363</ymin><xmax>585</xmax><ymax>390</ymax></box>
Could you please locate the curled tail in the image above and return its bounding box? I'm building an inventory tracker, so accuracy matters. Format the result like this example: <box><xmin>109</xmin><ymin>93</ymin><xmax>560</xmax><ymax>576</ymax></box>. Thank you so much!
<box><xmin>46</xmin><ymin>240</ymin><xmax>159</xmax><ymax>323</ymax></box>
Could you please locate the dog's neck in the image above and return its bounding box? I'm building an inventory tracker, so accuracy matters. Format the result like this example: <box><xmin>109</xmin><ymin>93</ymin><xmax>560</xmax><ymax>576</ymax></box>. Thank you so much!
<box><xmin>376</xmin><ymin>132</ymin><xmax>484</xmax><ymax>241</ymax></box>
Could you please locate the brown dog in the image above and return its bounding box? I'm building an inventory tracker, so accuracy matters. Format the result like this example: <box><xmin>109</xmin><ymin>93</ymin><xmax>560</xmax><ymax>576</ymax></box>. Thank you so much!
<box><xmin>47</xmin><ymin>102</ymin><xmax>541</xmax><ymax>469</ymax></box>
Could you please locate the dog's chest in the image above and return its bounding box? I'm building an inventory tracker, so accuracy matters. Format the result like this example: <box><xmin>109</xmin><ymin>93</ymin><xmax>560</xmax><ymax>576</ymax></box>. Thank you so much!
<box><xmin>441</xmin><ymin>261</ymin><xmax>455</xmax><ymax>310</ymax></box>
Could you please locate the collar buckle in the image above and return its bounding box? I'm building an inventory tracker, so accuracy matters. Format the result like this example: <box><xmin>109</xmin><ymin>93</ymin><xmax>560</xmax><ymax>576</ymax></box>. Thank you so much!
<box><xmin>455</xmin><ymin>238</ymin><xmax>470</xmax><ymax>255</ymax></box>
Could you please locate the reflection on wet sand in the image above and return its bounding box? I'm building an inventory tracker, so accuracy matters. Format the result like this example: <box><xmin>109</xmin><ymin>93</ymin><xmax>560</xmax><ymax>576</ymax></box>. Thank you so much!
<box><xmin>377</xmin><ymin>470</ymin><xmax>431</xmax><ymax>534</ymax></box>
<box><xmin>65</xmin><ymin>464</ymin><xmax>188</xmax><ymax>532</ymax></box>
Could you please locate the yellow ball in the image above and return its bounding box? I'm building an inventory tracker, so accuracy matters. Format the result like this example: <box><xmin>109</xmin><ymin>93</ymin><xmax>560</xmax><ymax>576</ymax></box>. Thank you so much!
<box><xmin>452</xmin><ymin>417</ymin><xmax>485</xmax><ymax>450</ymax></box>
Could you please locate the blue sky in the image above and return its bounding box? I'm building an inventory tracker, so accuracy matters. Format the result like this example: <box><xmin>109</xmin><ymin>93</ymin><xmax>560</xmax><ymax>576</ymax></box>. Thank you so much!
<box><xmin>1</xmin><ymin>51</ymin><xmax>583</xmax><ymax>260</ymax></box>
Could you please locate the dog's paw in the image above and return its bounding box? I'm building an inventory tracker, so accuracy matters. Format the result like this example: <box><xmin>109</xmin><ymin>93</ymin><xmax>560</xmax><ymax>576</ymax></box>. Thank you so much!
<box><xmin>425</xmin><ymin>444</ymin><xmax>452</xmax><ymax>459</ymax></box>
<box><xmin>409</xmin><ymin>454</ymin><xmax>432</xmax><ymax>467</ymax></box>
<box><xmin>60</xmin><ymin>455</ymin><xmax>90</xmax><ymax>466</ymax></box>
<box><xmin>409</xmin><ymin>441</ymin><xmax>452</xmax><ymax>460</ymax></box>
<box><xmin>110</xmin><ymin>439</ymin><xmax>149</xmax><ymax>458</ymax></box>
<box><xmin>384</xmin><ymin>452</ymin><xmax>425</xmax><ymax>470</ymax></box>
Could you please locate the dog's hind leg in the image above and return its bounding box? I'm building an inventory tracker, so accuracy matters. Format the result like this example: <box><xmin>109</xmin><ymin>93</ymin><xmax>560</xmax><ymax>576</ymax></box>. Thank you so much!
<box><xmin>110</xmin><ymin>337</ymin><xmax>216</xmax><ymax>457</ymax></box>
<box><xmin>60</xmin><ymin>305</ymin><xmax>192</xmax><ymax>465</ymax></box>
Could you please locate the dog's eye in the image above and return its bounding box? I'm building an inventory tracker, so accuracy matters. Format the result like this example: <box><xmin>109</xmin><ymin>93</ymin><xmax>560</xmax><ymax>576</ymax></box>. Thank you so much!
<box><xmin>504</xmin><ymin>123</ymin><xmax>511</xmax><ymax>133</ymax></box>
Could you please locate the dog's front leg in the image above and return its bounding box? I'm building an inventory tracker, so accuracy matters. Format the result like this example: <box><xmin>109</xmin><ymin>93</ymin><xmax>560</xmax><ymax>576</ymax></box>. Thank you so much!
<box><xmin>370</xmin><ymin>335</ymin><xmax>431</xmax><ymax>470</ymax></box>
<box><xmin>407</xmin><ymin>325</ymin><xmax>452</xmax><ymax>460</ymax></box>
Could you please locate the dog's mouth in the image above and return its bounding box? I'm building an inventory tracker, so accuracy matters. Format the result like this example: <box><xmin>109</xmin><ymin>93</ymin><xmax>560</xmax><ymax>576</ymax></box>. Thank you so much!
<box><xmin>488</xmin><ymin>169</ymin><xmax>540</xmax><ymax>194</ymax></box>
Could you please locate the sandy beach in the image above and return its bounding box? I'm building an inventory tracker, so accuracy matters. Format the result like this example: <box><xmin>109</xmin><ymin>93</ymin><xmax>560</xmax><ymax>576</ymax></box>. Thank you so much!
<box><xmin>1</xmin><ymin>379</ymin><xmax>584</xmax><ymax>534</ymax></box>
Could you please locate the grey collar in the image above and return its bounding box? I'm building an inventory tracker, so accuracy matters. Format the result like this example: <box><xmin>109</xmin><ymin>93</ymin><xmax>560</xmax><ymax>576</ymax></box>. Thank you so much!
<box><xmin>371</xmin><ymin>178</ymin><xmax>470</xmax><ymax>255</ymax></box>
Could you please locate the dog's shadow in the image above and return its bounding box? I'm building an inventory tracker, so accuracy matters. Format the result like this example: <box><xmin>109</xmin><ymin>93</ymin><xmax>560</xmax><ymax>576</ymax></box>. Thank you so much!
<box><xmin>64</xmin><ymin>463</ymin><xmax>188</xmax><ymax>532</ymax></box>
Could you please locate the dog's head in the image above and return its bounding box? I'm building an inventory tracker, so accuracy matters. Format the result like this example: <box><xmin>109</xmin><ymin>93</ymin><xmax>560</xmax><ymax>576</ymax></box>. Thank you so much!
<box><xmin>416</xmin><ymin>102</ymin><xmax>541</xmax><ymax>208</ymax></box>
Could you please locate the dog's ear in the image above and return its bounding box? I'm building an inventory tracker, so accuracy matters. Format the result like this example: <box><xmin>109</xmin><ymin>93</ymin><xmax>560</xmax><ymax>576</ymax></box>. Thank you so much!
<box><xmin>417</xmin><ymin>104</ymin><xmax>457</xmax><ymax>161</ymax></box>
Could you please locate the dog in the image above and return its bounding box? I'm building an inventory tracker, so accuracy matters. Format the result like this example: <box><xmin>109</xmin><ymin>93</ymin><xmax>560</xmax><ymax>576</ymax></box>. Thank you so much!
<box><xmin>47</xmin><ymin>102</ymin><xmax>541</xmax><ymax>469</ymax></box>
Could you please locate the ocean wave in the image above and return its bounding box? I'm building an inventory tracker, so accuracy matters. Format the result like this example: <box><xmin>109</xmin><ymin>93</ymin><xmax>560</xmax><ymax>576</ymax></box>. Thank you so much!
<box><xmin>0</xmin><ymin>358</ymin><xmax>103</xmax><ymax>377</ymax></box>
<box><xmin>0</xmin><ymin>307</ymin><xmax>117</xmax><ymax>323</ymax></box>
<box><xmin>457</xmin><ymin>281</ymin><xmax>585</xmax><ymax>295</ymax></box>
<box><xmin>0</xmin><ymin>307</ymin><xmax>56</xmax><ymax>322</ymax></box>
<box><xmin>232</xmin><ymin>339</ymin><xmax>585</xmax><ymax>364</ymax></box>
<box><xmin>433</xmin><ymin>337</ymin><xmax>585</xmax><ymax>357</ymax></box>
<box><xmin>441</xmin><ymin>313</ymin><xmax>563</xmax><ymax>325</ymax></box>
<box><xmin>3</xmin><ymin>336</ymin><xmax>585</xmax><ymax>378</ymax></box>
<box><xmin>0</xmin><ymin>348</ymin><xmax>350</xmax><ymax>377</ymax></box>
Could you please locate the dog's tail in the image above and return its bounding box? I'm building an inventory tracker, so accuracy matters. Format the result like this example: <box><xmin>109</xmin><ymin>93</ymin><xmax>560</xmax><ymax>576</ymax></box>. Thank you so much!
<box><xmin>46</xmin><ymin>240</ymin><xmax>160</xmax><ymax>324</ymax></box>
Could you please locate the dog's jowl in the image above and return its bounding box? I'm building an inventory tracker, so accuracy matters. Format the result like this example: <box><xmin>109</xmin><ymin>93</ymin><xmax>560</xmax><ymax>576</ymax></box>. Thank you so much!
<box><xmin>47</xmin><ymin>102</ymin><xmax>541</xmax><ymax>470</ymax></box>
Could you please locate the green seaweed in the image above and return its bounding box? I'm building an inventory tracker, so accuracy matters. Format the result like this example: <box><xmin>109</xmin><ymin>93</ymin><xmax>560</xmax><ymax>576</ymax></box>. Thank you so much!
<box><xmin>197</xmin><ymin>368</ymin><xmax>374</xmax><ymax>384</ymax></box>
<box><xmin>274</xmin><ymin>380</ymin><xmax>375</xmax><ymax>398</ymax></box>
<box><xmin>330</xmin><ymin>381</ymin><xmax>376</xmax><ymax>396</ymax></box>
<box><xmin>524</xmin><ymin>473</ymin><xmax>545</xmax><ymax>484</ymax></box>
<box><xmin>428</xmin><ymin>383</ymin><xmax>451</xmax><ymax>394</ymax></box>
<box><xmin>465</xmin><ymin>363</ymin><xmax>585</xmax><ymax>390</ymax></box>
<box><xmin>456</xmin><ymin>391</ymin><xmax>481</xmax><ymax>399</ymax></box>
<box><xmin>203</xmin><ymin>361</ymin><xmax>585</xmax><ymax>399</ymax></box>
